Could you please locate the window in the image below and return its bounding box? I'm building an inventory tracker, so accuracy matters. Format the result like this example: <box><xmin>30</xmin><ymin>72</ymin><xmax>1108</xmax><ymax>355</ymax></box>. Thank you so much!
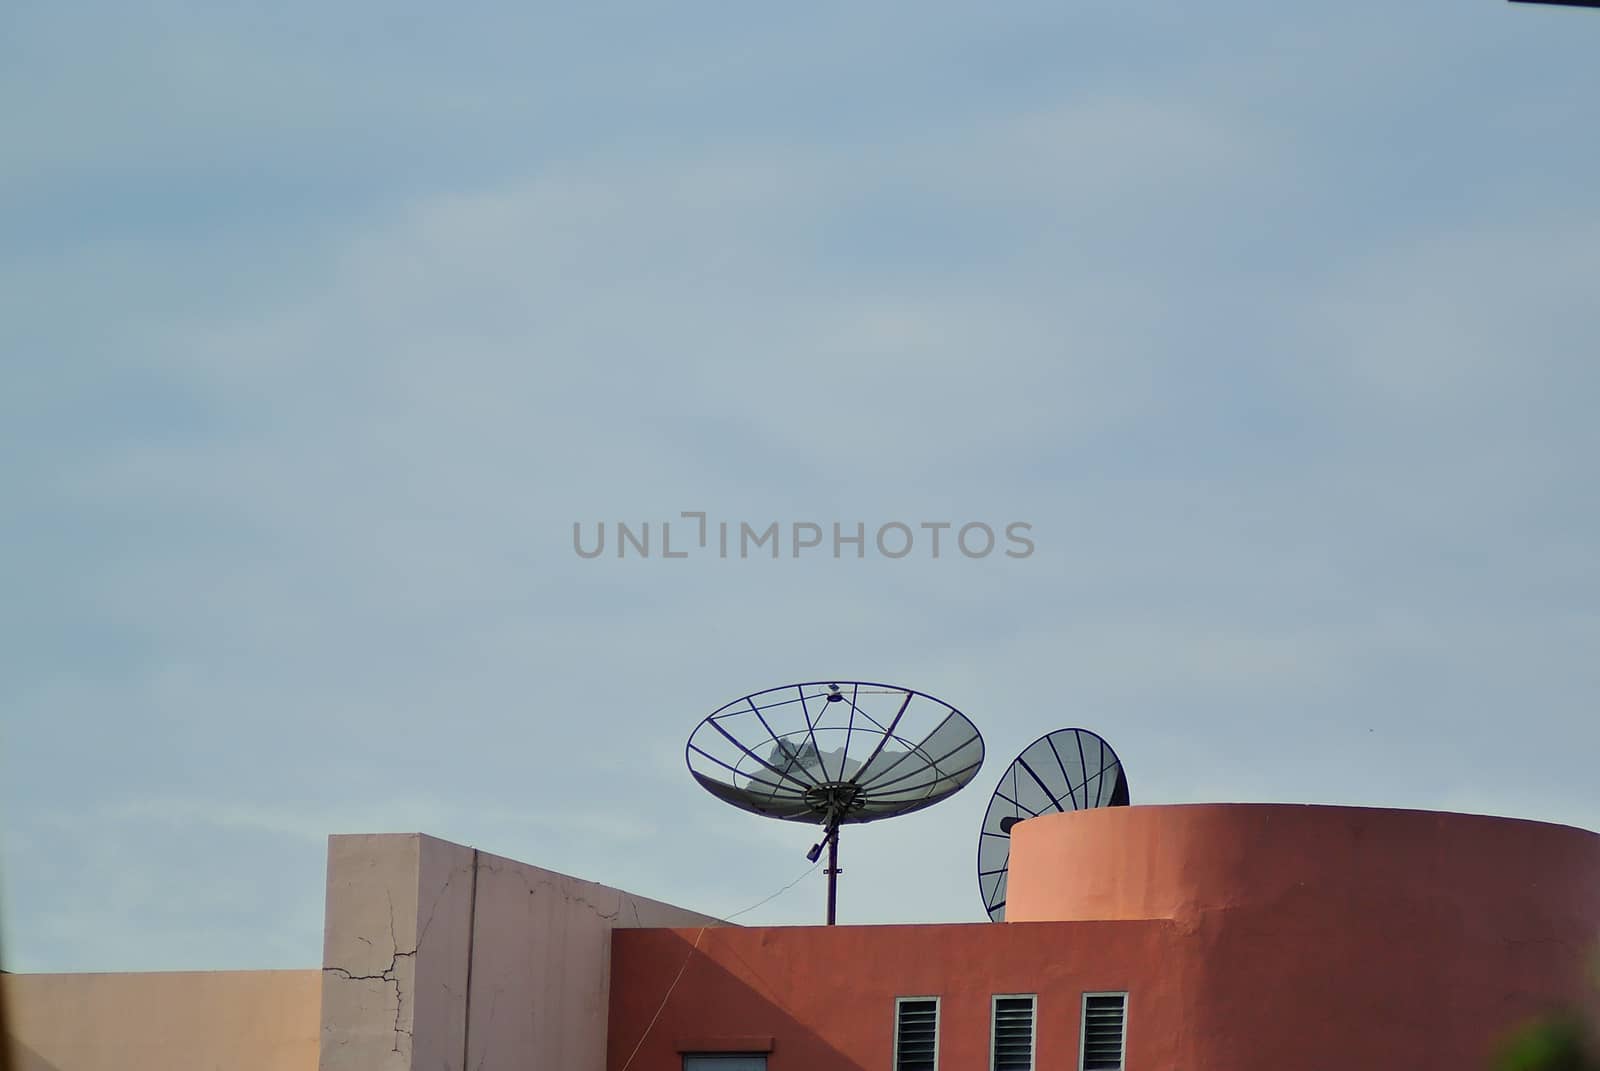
<box><xmin>1080</xmin><ymin>992</ymin><xmax>1128</xmax><ymax>1071</ymax></box>
<box><xmin>682</xmin><ymin>1057</ymin><xmax>767</xmax><ymax>1071</ymax></box>
<box><xmin>991</xmin><ymin>994</ymin><xmax>1037</xmax><ymax>1071</ymax></box>
<box><xmin>894</xmin><ymin>996</ymin><xmax>940</xmax><ymax>1071</ymax></box>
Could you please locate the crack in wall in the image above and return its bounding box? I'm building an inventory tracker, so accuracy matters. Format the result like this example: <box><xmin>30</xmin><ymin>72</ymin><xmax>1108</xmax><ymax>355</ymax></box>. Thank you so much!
<box><xmin>417</xmin><ymin>859</ymin><xmax>474</xmax><ymax>949</ymax></box>
<box><xmin>322</xmin><ymin>951</ymin><xmax>417</xmax><ymax>1056</ymax></box>
<box><xmin>525</xmin><ymin>874</ymin><xmax>632</xmax><ymax>923</ymax></box>
<box><xmin>480</xmin><ymin>859</ymin><xmax>651</xmax><ymax>926</ymax></box>
<box><xmin>322</xmin><ymin>855</ymin><xmax>484</xmax><ymax>1068</ymax></box>
<box><xmin>470</xmin><ymin>990</ymin><xmax>501</xmax><ymax>1071</ymax></box>
<box><xmin>322</xmin><ymin>847</ymin><xmax>711</xmax><ymax>1071</ymax></box>
<box><xmin>322</xmin><ymin>894</ymin><xmax>417</xmax><ymax>1056</ymax></box>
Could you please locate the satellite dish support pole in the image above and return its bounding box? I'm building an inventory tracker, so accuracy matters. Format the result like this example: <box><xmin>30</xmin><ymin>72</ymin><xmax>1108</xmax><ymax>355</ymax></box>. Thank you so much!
<box><xmin>825</xmin><ymin>823</ymin><xmax>841</xmax><ymax>926</ymax></box>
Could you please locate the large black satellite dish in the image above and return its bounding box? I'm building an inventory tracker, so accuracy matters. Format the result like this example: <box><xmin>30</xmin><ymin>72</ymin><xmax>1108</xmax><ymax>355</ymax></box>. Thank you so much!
<box><xmin>977</xmin><ymin>727</ymin><xmax>1129</xmax><ymax>922</ymax></box>
<box><xmin>687</xmin><ymin>681</ymin><xmax>985</xmax><ymax>924</ymax></box>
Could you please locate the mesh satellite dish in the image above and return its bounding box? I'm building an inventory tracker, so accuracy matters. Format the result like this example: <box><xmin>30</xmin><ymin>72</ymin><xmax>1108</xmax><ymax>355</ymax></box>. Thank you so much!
<box><xmin>687</xmin><ymin>681</ymin><xmax>985</xmax><ymax>925</ymax></box>
<box><xmin>977</xmin><ymin>728</ymin><xmax>1129</xmax><ymax>922</ymax></box>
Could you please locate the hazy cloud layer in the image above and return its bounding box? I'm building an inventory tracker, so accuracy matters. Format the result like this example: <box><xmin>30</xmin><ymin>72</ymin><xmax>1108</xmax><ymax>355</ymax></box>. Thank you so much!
<box><xmin>3</xmin><ymin>0</ymin><xmax>1597</xmax><ymax>970</ymax></box>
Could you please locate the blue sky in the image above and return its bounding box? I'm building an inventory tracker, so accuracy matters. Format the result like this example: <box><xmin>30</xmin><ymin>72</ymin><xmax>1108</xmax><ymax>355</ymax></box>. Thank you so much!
<box><xmin>3</xmin><ymin>0</ymin><xmax>1598</xmax><ymax>971</ymax></box>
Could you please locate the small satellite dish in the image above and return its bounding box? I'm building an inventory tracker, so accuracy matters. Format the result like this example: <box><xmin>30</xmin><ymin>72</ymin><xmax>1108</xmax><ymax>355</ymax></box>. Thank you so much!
<box><xmin>687</xmin><ymin>681</ymin><xmax>985</xmax><ymax>924</ymax></box>
<box><xmin>977</xmin><ymin>728</ymin><xmax>1129</xmax><ymax>922</ymax></box>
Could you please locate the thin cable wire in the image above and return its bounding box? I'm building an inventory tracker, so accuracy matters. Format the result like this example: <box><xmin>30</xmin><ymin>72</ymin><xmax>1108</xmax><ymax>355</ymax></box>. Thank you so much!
<box><xmin>617</xmin><ymin>860</ymin><xmax>822</xmax><ymax>1071</ymax></box>
<box><xmin>722</xmin><ymin>858</ymin><xmax>821</xmax><ymax>921</ymax></box>
<box><xmin>618</xmin><ymin>925</ymin><xmax>705</xmax><ymax>1071</ymax></box>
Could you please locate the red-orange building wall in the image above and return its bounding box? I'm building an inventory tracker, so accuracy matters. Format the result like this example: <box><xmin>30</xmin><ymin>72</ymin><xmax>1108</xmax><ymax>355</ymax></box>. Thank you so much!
<box><xmin>608</xmin><ymin>805</ymin><xmax>1600</xmax><ymax>1071</ymax></box>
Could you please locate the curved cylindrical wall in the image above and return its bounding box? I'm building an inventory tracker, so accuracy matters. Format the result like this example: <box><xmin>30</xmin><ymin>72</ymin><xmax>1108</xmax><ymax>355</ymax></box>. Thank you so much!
<box><xmin>1007</xmin><ymin>803</ymin><xmax>1600</xmax><ymax>927</ymax></box>
<box><xmin>1008</xmin><ymin>803</ymin><xmax>1600</xmax><ymax>1069</ymax></box>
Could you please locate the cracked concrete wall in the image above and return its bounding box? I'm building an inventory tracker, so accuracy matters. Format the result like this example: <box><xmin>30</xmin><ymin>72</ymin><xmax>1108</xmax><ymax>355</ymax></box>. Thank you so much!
<box><xmin>461</xmin><ymin>842</ymin><xmax>724</xmax><ymax>1071</ymax></box>
<box><xmin>3</xmin><ymin>970</ymin><xmax>320</xmax><ymax>1071</ymax></box>
<box><xmin>411</xmin><ymin>836</ymin><xmax>475</xmax><ymax>1071</ymax></box>
<box><xmin>320</xmin><ymin>834</ymin><xmax>432</xmax><ymax>1071</ymax></box>
<box><xmin>319</xmin><ymin>833</ymin><xmax>721</xmax><ymax>1071</ymax></box>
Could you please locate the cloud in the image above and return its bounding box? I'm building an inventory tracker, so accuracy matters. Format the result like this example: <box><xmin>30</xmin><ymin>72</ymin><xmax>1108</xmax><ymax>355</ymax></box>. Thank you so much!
<box><xmin>4</xmin><ymin>0</ymin><xmax>1598</xmax><ymax>970</ymax></box>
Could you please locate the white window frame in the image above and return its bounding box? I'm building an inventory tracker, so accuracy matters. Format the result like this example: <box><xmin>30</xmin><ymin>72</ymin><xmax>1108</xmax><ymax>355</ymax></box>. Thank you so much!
<box><xmin>893</xmin><ymin>994</ymin><xmax>941</xmax><ymax>1071</ymax></box>
<box><xmin>989</xmin><ymin>992</ymin><xmax>1038</xmax><ymax>1071</ymax></box>
<box><xmin>1078</xmin><ymin>990</ymin><xmax>1129</xmax><ymax>1071</ymax></box>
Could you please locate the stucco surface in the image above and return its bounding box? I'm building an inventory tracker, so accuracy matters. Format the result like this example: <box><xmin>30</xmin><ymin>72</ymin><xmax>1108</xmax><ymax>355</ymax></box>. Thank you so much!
<box><xmin>320</xmin><ymin>833</ymin><xmax>428</xmax><ymax>1071</ymax></box>
<box><xmin>461</xmin><ymin>844</ymin><xmax>725</xmax><ymax>1071</ymax></box>
<box><xmin>610</xmin><ymin>805</ymin><xmax>1600</xmax><ymax>1071</ymax></box>
<box><xmin>1005</xmin><ymin>802</ymin><xmax>1600</xmax><ymax>930</ymax></box>
<box><xmin>320</xmin><ymin>832</ymin><xmax>722</xmax><ymax>1071</ymax></box>
<box><xmin>610</xmin><ymin>920</ymin><xmax>1176</xmax><ymax>1071</ymax></box>
<box><xmin>4</xmin><ymin>970</ymin><xmax>320</xmax><ymax>1071</ymax></box>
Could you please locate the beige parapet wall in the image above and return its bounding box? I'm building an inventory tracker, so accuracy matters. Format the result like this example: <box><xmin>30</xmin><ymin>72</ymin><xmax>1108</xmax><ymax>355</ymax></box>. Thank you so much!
<box><xmin>319</xmin><ymin>833</ymin><xmax>724</xmax><ymax>1071</ymax></box>
<box><xmin>3</xmin><ymin>970</ymin><xmax>321</xmax><ymax>1071</ymax></box>
<box><xmin>0</xmin><ymin>833</ymin><xmax>714</xmax><ymax>1071</ymax></box>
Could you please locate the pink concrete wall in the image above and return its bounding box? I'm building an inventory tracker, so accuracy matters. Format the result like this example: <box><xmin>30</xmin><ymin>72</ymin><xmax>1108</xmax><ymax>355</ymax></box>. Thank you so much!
<box><xmin>610</xmin><ymin>805</ymin><xmax>1600</xmax><ymax>1071</ymax></box>
<box><xmin>1002</xmin><ymin>804</ymin><xmax>1600</xmax><ymax>1070</ymax></box>
<box><xmin>319</xmin><ymin>833</ymin><xmax>436</xmax><ymax>1071</ymax></box>
<box><xmin>610</xmin><ymin>920</ymin><xmax>1177</xmax><ymax>1071</ymax></box>
<box><xmin>1006</xmin><ymin>802</ymin><xmax>1600</xmax><ymax>930</ymax></box>
<box><xmin>319</xmin><ymin>833</ymin><xmax>722</xmax><ymax>1071</ymax></box>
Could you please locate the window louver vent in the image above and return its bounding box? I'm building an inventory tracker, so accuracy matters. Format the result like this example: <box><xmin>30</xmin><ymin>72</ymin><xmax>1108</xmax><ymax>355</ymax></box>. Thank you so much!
<box><xmin>1081</xmin><ymin>993</ymin><xmax>1127</xmax><ymax>1071</ymax></box>
<box><xmin>895</xmin><ymin>998</ymin><xmax>938</xmax><ymax>1071</ymax></box>
<box><xmin>991</xmin><ymin>996</ymin><xmax>1036</xmax><ymax>1071</ymax></box>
